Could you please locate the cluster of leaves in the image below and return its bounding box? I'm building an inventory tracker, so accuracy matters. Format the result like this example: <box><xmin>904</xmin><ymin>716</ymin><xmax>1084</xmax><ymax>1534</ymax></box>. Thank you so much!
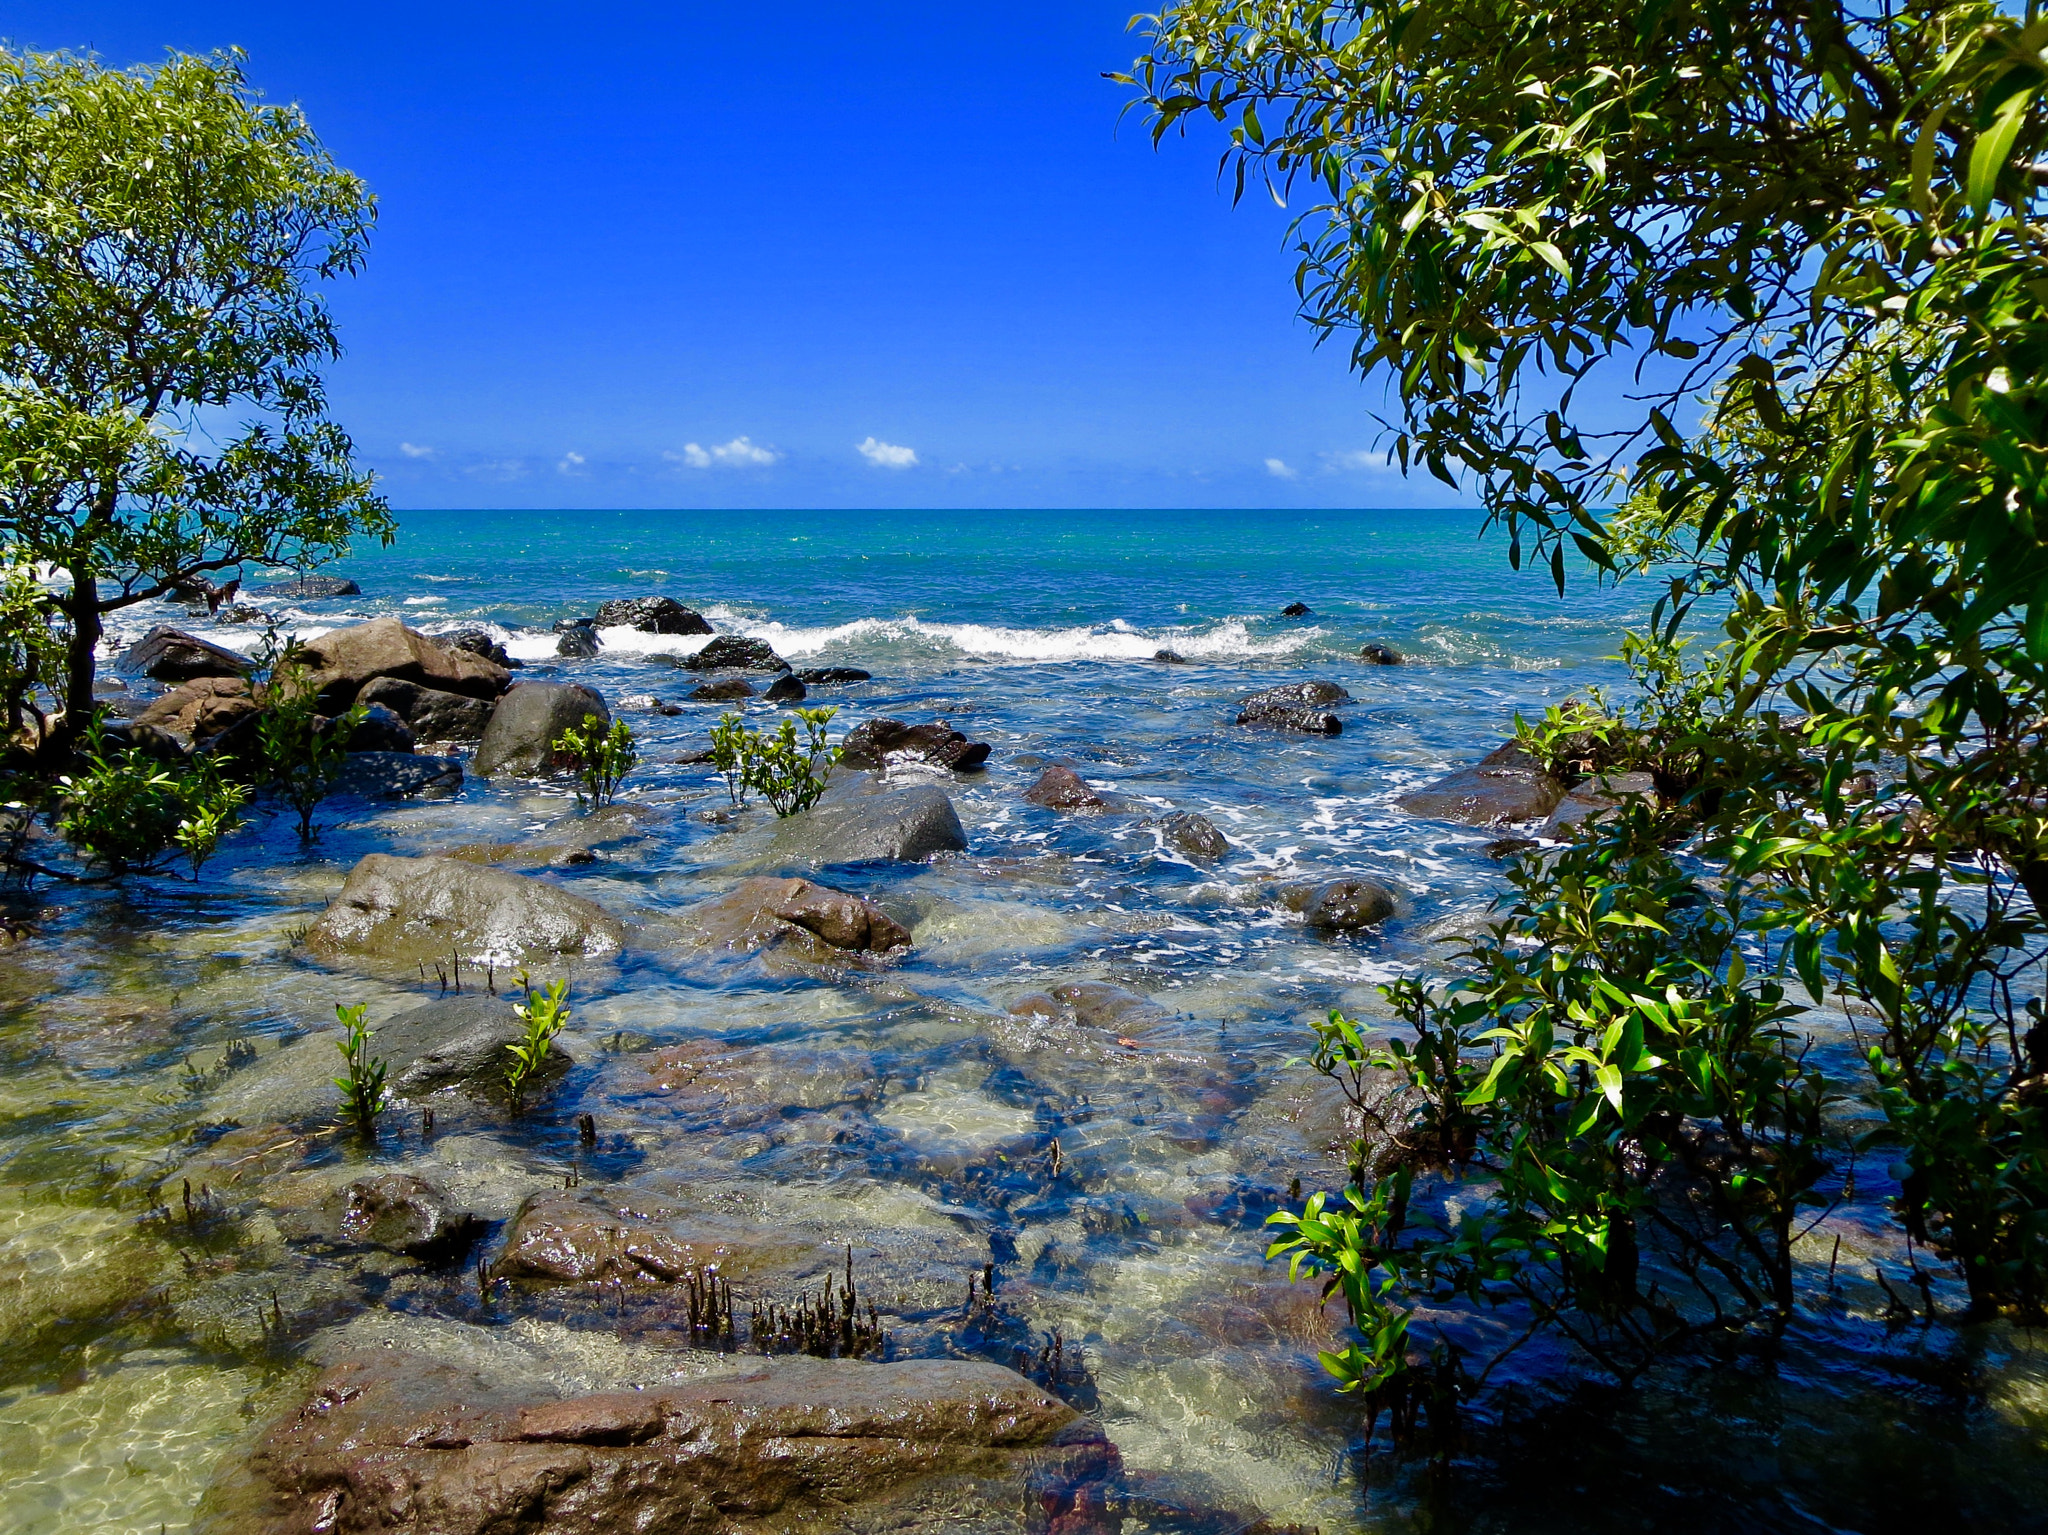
<box><xmin>1125</xmin><ymin>0</ymin><xmax>2048</xmax><ymax>1393</ymax></box>
<box><xmin>553</xmin><ymin>713</ymin><xmax>637</xmax><ymax>807</ymax></box>
<box><xmin>56</xmin><ymin>718</ymin><xmax>247</xmax><ymax>876</ymax></box>
<box><xmin>505</xmin><ymin>973</ymin><xmax>570</xmax><ymax>1112</ymax></box>
<box><xmin>709</xmin><ymin>706</ymin><xmax>840</xmax><ymax>816</ymax></box>
<box><xmin>0</xmin><ymin>549</ymin><xmax>64</xmax><ymax>746</ymax></box>
<box><xmin>257</xmin><ymin>637</ymin><xmax>365</xmax><ymax>838</ymax></box>
<box><xmin>332</xmin><ymin>1002</ymin><xmax>387</xmax><ymax>1139</ymax></box>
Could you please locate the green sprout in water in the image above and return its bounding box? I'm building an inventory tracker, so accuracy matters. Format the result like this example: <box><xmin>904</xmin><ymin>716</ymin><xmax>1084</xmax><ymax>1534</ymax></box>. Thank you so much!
<box><xmin>553</xmin><ymin>713</ymin><xmax>637</xmax><ymax>806</ymax></box>
<box><xmin>57</xmin><ymin>716</ymin><xmax>250</xmax><ymax>877</ymax></box>
<box><xmin>505</xmin><ymin>972</ymin><xmax>571</xmax><ymax>1112</ymax></box>
<box><xmin>709</xmin><ymin>706</ymin><xmax>840</xmax><ymax>817</ymax></box>
<box><xmin>332</xmin><ymin>1002</ymin><xmax>387</xmax><ymax>1138</ymax></box>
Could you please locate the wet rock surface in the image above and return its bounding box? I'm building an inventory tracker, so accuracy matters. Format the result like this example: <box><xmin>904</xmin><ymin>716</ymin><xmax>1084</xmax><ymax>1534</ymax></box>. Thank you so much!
<box><xmin>472</xmin><ymin>681</ymin><xmax>610</xmax><ymax>776</ymax></box>
<box><xmin>836</xmin><ymin>717</ymin><xmax>991</xmax><ymax>771</ymax></box>
<box><xmin>1541</xmin><ymin>768</ymin><xmax>1656</xmax><ymax>835</ymax></box>
<box><xmin>118</xmin><ymin>625</ymin><xmax>254</xmax><ymax>682</ymax></box>
<box><xmin>356</xmin><ymin>676</ymin><xmax>493</xmax><ymax>741</ymax></box>
<box><xmin>346</xmin><ymin>703</ymin><xmax>415</xmax><ymax>753</ymax></box>
<box><xmin>328</xmin><ymin>751</ymin><xmax>463</xmax><ymax>801</ymax></box>
<box><xmin>297</xmin><ymin>617</ymin><xmax>511</xmax><ymax>708</ymax></box>
<box><xmin>250</xmin><ymin>573</ymin><xmax>360</xmax><ymax>599</ymax></box>
<box><xmin>767</xmin><ymin>780</ymin><xmax>968</xmax><ymax>865</ymax></box>
<box><xmin>689</xmin><ymin>675</ymin><xmax>756</xmax><ymax>701</ymax></box>
<box><xmin>659</xmin><ymin>875</ymin><xmax>912</xmax><ymax>971</ymax></box>
<box><xmin>682</xmin><ymin>635</ymin><xmax>790</xmax><ymax>673</ymax></box>
<box><xmin>798</xmin><ymin>666</ymin><xmax>872</xmax><ymax>685</ymax></box>
<box><xmin>199</xmin><ymin>1349</ymin><xmax>1094</xmax><ymax>1535</ymax></box>
<box><xmin>1280</xmin><ymin>877</ymin><xmax>1398</xmax><ymax>932</ymax></box>
<box><xmin>594</xmin><ymin>596</ymin><xmax>712</xmax><ymax>634</ymax></box>
<box><xmin>312</xmin><ymin>1174</ymin><xmax>481</xmax><ymax>1259</ymax></box>
<box><xmin>305</xmin><ymin>853</ymin><xmax>626</xmax><ymax>970</ymax></box>
<box><xmin>1396</xmin><ymin>740</ymin><xmax>1569</xmax><ymax>825</ymax></box>
<box><xmin>1023</xmin><ymin>764</ymin><xmax>1108</xmax><ymax>810</ymax></box>
<box><xmin>1236</xmin><ymin>681</ymin><xmax>1350</xmax><ymax>734</ymax></box>
<box><xmin>1159</xmin><ymin>810</ymin><xmax>1229</xmax><ymax>860</ymax></box>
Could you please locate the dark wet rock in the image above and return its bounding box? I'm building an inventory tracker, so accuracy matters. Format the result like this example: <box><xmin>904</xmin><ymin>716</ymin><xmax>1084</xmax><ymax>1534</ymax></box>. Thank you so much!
<box><xmin>1161</xmin><ymin>810</ymin><xmax>1229</xmax><ymax>860</ymax></box>
<box><xmin>117</xmin><ymin>625</ymin><xmax>253</xmax><ymax>682</ymax></box>
<box><xmin>1281</xmin><ymin>877</ymin><xmax>1398</xmax><ymax>932</ymax></box>
<box><xmin>1361</xmin><ymin>643</ymin><xmax>1403</xmax><ymax>664</ymax></box>
<box><xmin>768</xmin><ymin>781</ymin><xmax>967</xmax><ymax>865</ymax></box>
<box><xmin>837</xmin><ymin>717</ymin><xmax>991</xmax><ymax>771</ymax></box>
<box><xmin>373</xmin><ymin>994</ymin><xmax>574</xmax><ymax>1102</ymax></box>
<box><xmin>304</xmin><ymin>853</ymin><xmax>625</xmax><ymax>970</ymax></box>
<box><xmin>220</xmin><ymin>603</ymin><xmax>270</xmax><ymax>625</ymax></box>
<box><xmin>1153</xmin><ymin>649</ymin><xmax>1186</xmax><ymax>663</ymax></box>
<box><xmin>297</xmin><ymin>617</ymin><xmax>511</xmax><ymax>708</ymax></box>
<box><xmin>356</xmin><ymin>676</ymin><xmax>493</xmax><ymax>741</ymax></box>
<box><xmin>346</xmin><ymin>702</ymin><xmax>415</xmax><ymax>754</ymax></box>
<box><xmin>1396</xmin><ymin>740</ymin><xmax>1569</xmax><ymax>826</ymax></box>
<box><xmin>688</xmin><ymin>676</ymin><xmax>755</xmax><ymax>702</ymax></box>
<box><xmin>660</xmin><ymin>875</ymin><xmax>911</xmax><ymax>970</ymax></box>
<box><xmin>169</xmin><ymin>573</ymin><xmax>240</xmax><ymax>608</ymax></box>
<box><xmin>446</xmin><ymin>802</ymin><xmax>665</xmax><ymax>869</ymax></box>
<box><xmin>316</xmin><ymin>1173</ymin><xmax>480</xmax><ymax>1260</ymax></box>
<box><xmin>328</xmin><ymin>752</ymin><xmax>463</xmax><ymax>801</ymax></box>
<box><xmin>1237</xmin><ymin>681</ymin><xmax>1349</xmax><ymax>734</ymax></box>
<box><xmin>764</xmin><ymin>673</ymin><xmax>807</xmax><ymax>703</ymax></box>
<box><xmin>200</xmin><ymin>1349</ymin><xmax>1090</xmax><ymax>1535</ymax></box>
<box><xmin>614</xmin><ymin>692</ymin><xmax>682</xmax><ymax>716</ymax></box>
<box><xmin>1541</xmin><ymin>769</ymin><xmax>1657</xmax><ymax>836</ymax></box>
<box><xmin>472</xmin><ymin>681</ymin><xmax>610</xmax><ymax>777</ymax></box>
<box><xmin>1280</xmin><ymin>601</ymin><xmax>1312</xmax><ymax>617</ymax></box>
<box><xmin>554</xmin><ymin>623</ymin><xmax>601</xmax><ymax>658</ymax></box>
<box><xmin>1484</xmin><ymin>835</ymin><xmax>1540</xmax><ymax>860</ymax></box>
<box><xmin>593</xmin><ymin>596</ymin><xmax>712</xmax><ymax>635</ymax></box>
<box><xmin>133</xmin><ymin>676</ymin><xmax>259</xmax><ymax>747</ymax></box>
<box><xmin>797</xmin><ymin>666</ymin><xmax>871</xmax><ymax>685</ymax></box>
<box><xmin>1023</xmin><ymin>764</ymin><xmax>1106</xmax><ymax>810</ymax></box>
<box><xmin>441</xmin><ymin>627</ymin><xmax>518</xmax><ymax>669</ymax></box>
<box><xmin>250</xmin><ymin>573</ymin><xmax>359</xmax><ymax>599</ymax></box>
<box><xmin>681</xmin><ymin>634</ymin><xmax>790</xmax><ymax>673</ymax></box>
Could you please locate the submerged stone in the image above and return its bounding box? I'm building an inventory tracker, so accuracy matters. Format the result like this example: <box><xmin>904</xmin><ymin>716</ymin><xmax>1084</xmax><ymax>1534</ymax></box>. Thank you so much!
<box><xmin>1022</xmin><ymin>764</ymin><xmax>1107</xmax><ymax>810</ymax></box>
<box><xmin>1160</xmin><ymin>810</ymin><xmax>1229</xmax><ymax>860</ymax></box>
<box><xmin>767</xmin><ymin>782</ymin><xmax>967</xmax><ymax>865</ymax></box>
<box><xmin>837</xmin><ymin>717</ymin><xmax>991</xmax><ymax>771</ymax></box>
<box><xmin>304</xmin><ymin>853</ymin><xmax>625</xmax><ymax>970</ymax></box>
<box><xmin>1396</xmin><ymin>740</ymin><xmax>1569</xmax><ymax>826</ymax></box>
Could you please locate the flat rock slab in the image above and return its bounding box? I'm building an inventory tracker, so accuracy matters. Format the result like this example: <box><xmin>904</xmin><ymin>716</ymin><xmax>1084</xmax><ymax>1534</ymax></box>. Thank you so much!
<box><xmin>1396</xmin><ymin>741</ymin><xmax>1569</xmax><ymax>826</ymax></box>
<box><xmin>768</xmin><ymin>783</ymin><xmax>967</xmax><ymax>865</ymax></box>
<box><xmin>493</xmin><ymin>1189</ymin><xmax>811</xmax><ymax>1285</ymax></box>
<box><xmin>198</xmin><ymin>1351</ymin><xmax>1098</xmax><ymax>1535</ymax></box>
<box><xmin>305</xmin><ymin>853</ymin><xmax>625</xmax><ymax>971</ymax></box>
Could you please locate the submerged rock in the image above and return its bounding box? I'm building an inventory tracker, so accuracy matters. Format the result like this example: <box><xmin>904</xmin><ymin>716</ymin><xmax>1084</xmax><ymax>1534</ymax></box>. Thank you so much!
<box><xmin>682</xmin><ymin>634</ymin><xmax>789</xmax><ymax>673</ymax></box>
<box><xmin>688</xmin><ymin>676</ymin><xmax>755</xmax><ymax>702</ymax></box>
<box><xmin>1153</xmin><ymin>649</ymin><xmax>1186</xmax><ymax>663</ymax></box>
<box><xmin>1280</xmin><ymin>877</ymin><xmax>1398</xmax><ymax>932</ymax></box>
<box><xmin>662</xmin><ymin>875</ymin><xmax>912</xmax><ymax>968</ymax></box>
<box><xmin>614</xmin><ymin>692</ymin><xmax>682</xmax><ymax>716</ymax></box>
<box><xmin>200</xmin><ymin>1350</ymin><xmax>1092</xmax><ymax>1535</ymax></box>
<box><xmin>1023</xmin><ymin>764</ymin><xmax>1107</xmax><ymax>810</ymax></box>
<box><xmin>1280</xmin><ymin>601</ymin><xmax>1313</xmax><ymax>617</ymax></box>
<box><xmin>768</xmin><ymin>781</ymin><xmax>967</xmax><ymax>865</ymax></box>
<box><xmin>837</xmin><ymin>717</ymin><xmax>991</xmax><ymax>771</ymax></box>
<box><xmin>117</xmin><ymin>625</ymin><xmax>253</xmax><ymax>683</ymax></box>
<box><xmin>1237</xmin><ymin>681</ymin><xmax>1349</xmax><ymax>734</ymax></box>
<box><xmin>1160</xmin><ymin>809</ymin><xmax>1229</xmax><ymax>860</ymax></box>
<box><xmin>1361</xmin><ymin>643</ymin><xmax>1403</xmax><ymax>664</ymax></box>
<box><xmin>797</xmin><ymin>666</ymin><xmax>871</xmax><ymax>685</ymax></box>
<box><xmin>1396</xmin><ymin>740</ymin><xmax>1569</xmax><ymax>826</ymax></box>
<box><xmin>250</xmin><ymin>573</ymin><xmax>359</xmax><ymax>599</ymax></box>
<box><xmin>304</xmin><ymin>853</ymin><xmax>625</xmax><ymax>969</ymax></box>
<box><xmin>764</xmin><ymin>674</ymin><xmax>807</xmax><ymax>703</ymax></box>
<box><xmin>296</xmin><ymin>617</ymin><xmax>511</xmax><ymax>708</ymax></box>
<box><xmin>315</xmin><ymin>1173</ymin><xmax>480</xmax><ymax>1260</ymax></box>
<box><xmin>593</xmin><ymin>596</ymin><xmax>712</xmax><ymax>634</ymax></box>
<box><xmin>328</xmin><ymin>752</ymin><xmax>463</xmax><ymax>801</ymax></box>
<box><xmin>492</xmin><ymin>1190</ymin><xmax>799</xmax><ymax>1284</ymax></box>
<box><xmin>472</xmin><ymin>681</ymin><xmax>609</xmax><ymax>777</ymax></box>
<box><xmin>357</xmin><ymin>676</ymin><xmax>493</xmax><ymax>741</ymax></box>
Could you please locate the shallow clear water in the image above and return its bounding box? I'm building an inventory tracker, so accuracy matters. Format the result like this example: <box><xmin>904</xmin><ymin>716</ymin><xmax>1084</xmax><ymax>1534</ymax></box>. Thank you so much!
<box><xmin>1</xmin><ymin>507</ymin><xmax>2042</xmax><ymax>1533</ymax></box>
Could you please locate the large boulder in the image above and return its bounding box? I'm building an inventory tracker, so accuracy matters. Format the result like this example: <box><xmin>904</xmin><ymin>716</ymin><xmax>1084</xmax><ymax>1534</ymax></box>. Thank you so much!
<box><xmin>295</xmin><ymin>617</ymin><xmax>510</xmax><ymax>708</ymax></box>
<box><xmin>681</xmin><ymin>635</ymin><xmax>789</xmax><ymax>673</ymax></box>
<box><xmin>133</xmin><ymin>677</ymin><xmax>259</xmax><ymax>747</ymax></box>
<box><xmin>593</xmin><ymin>596</ymin><xmax>711</xmax><ymax>634</ymax></box>
<box><xmin>117</xmin><ymin>625</ymin><xmax>253</xmax><ymax>683</ymax></box>
<box><xmin>250</xmin><ymin>573</ymin><xmax>359</xmax><ymax>600</ymax></box>
<box><xmin>1237</xmin><ymin>681</ymin><xmax>1350</xmax><ymax>734</ymax></box>
<box><xmin>356</xmin><ymin>676</ymin><xmax>493</xmax><ymax>741</ymax></box>
<box><xmin>198</xmin><ymin>1350</ymin><xmax>1096</xmax><ymax>1535</ymax></box>
<box><xmin>304</xmin><ymin>854</ymin><xmax>625</xmax><ymax>970</ymax></box>
<box><xmin>662</xmin><ymin>876</ymin><xmax>911</xmax><ymax>969</ymax></box>
<box><xmin>472</xmin><ymin>682</ymin><xmax>609</xmax><ymax>777</ymax></box>
<box><xmin>373</xmin><ymin>993</ymin><xmax>574</xmax><ymax>1101</ymax></box>
<box><xmin>346</xmin><ymin>703</ymin><xmax>415</xmax><ymax>754</ymax></box>
<box><xmin>1397</xmin><ymin>741</ymin><xmax>1570</xmax><ymax>826</ymax></box>
<box><xmin>837</xmin><ymin>717</ymin><xmax>991</xmax><ymax>771</ymax></box>
<box><xmin>768</xmin><ymin>782</ymin><xmax>968</xmax><ymax>865</ymax></box>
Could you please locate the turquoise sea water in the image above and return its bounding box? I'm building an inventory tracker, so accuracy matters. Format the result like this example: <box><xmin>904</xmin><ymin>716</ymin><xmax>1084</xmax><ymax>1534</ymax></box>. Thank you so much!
<box><xmin>2</xmin><ymin>507</ymin><xmax>2042</xmax><ymax>1534</ymax></box>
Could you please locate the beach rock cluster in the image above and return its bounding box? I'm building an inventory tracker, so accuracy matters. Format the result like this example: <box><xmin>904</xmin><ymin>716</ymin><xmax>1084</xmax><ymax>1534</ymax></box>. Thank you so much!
<box><xmin>593</xmin><ymin>596</ymin><xmax>712</xmax><ymax>634</ymax></box>
<box><xmin>838</xmin><ymin>717</ymin><xmax>990</xmax><ymax>771</ymax></box>
<box><xmin>1237</xmin><ymin>680</ymin><xmax>1349</xmax><ymax>734</ymax></box>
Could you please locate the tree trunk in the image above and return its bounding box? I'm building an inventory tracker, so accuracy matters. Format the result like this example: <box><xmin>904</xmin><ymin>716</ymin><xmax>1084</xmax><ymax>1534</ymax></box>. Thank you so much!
<box><xmin>59</xmin><ymin>566</ymin><xmax>101</xmax><ymax>749</ymax></box>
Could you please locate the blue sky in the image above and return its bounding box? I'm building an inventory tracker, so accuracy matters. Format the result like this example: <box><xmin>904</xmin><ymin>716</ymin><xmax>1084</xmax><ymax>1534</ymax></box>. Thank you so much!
<box><xmin>8</xmin><ymin>3</ymin><xmax>1470</xmax><ymax>511</ymax></box>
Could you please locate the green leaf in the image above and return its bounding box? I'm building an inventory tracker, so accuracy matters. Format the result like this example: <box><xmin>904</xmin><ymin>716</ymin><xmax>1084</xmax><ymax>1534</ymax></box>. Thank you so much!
<box><xmin>1970</xmin><ymin>86</ymin><xmax>2034</xmax><ymax>216</ymax></box>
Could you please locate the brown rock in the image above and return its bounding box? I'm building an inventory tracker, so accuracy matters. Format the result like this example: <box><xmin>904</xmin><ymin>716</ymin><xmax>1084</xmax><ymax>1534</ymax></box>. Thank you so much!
<box><xmin>689</xmin><ymin>676</ymin><xmax>756</xmax><ymax>701</ymax></box>
<box><xmin>133</xmin><ymin>676</ymin><xmax>260</xmax><ymax>746</ymax></box>
<box><xmin>837</xmin><ymin>718</ymin><xmax>991</xmax><ymax>771</ymax></box>
<box><xmin>295</xmin><ymin>617</ymin><xmax>510</xmax><ymax>709</ymax></box>
<box><xmin>660</xmin><ymin>876</ymin><xmax>911</xmax><ymax>969</ymax></box>
<box><xmin>202</xmin><ymin>1350</ymin><xmax>1091</xmax><ymax>1535</ymax></box>
<box><xmin>494</xmin><ymin>1191</ymin><xmax>728</xmax><ymax>1283</ymax></box>
<box><xmin>320</xmin><ymin>1173</ymin><xmax>479</xmax><ymax>1259</ymax></box>
<box><xmin>304</xmin><ymin>854</ymin><xmax>625</xmax><ymax>971</ymax></box>
<box><xmin>1396</xmin><ymin>741</ymin><xmax>1569</xmax><ymax>826</ymax></box>
<box><xmin>1023</xmin><ymin>764</ymin><xmax>1106</xmax><ymax>810</ymax></box>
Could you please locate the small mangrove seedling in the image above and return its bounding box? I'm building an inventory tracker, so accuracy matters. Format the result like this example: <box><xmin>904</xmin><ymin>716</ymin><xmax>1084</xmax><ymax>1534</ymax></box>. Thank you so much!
<box><xmin>332</xmin><ymin>1003</ymin><xmax>387</xmax><ymax>1138</ymax></box>
<box><xmin>711</xmin><ymin>706</ymin><xmax>841</xmax><ymax>817</ymax></box>
<box><xmin>56</xmin><ymin>716</ymin><xmax>250</xmax><ymax>877</ymax></box>
<box><xmin>259</xmin><ymin>639</ymin><xmax>368</xmax><ymax>838</ymax></box>
<box><xmin>553</xmin><ymin>712</ymin><xmax>637</xmax><ymax>806</ymax></box>
<box><xmin>708</xmin><ymin>711</ymin><xmax>754</xmax><ymax>807</ymax></box>
<box><xmin>505</xmin><ymin>972</ymin><xmax>571</xmax><ymax>1112</ymax></box>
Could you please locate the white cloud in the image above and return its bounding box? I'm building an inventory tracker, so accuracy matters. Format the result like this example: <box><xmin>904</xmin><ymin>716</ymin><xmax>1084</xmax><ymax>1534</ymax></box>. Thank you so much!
<box><xmin>667</xmin><ymin>436</ymin><xmax>779</xmax><ymax>470</ymax></box>
<box><xmin>1264</xmin><ymin>457</ymin><xmax>1298</xmax><ymax>480</ymax></box>
<box><xmin>1323</xmin><ymin>449</ymin><xmax>1395</xmax><ymax>472</ymax></box>
<box><xmin>856</xmin><ymin>436</ymin><xmax>918</xmax><ymax>469</ymax></box>
<box><xmin>398</xmin><ymin>441</ymin><xmax>435</xmax><ymax>459</ymax></box>
<box><xmin>558</xmin><ymin>450</ymin><xmax>586</xmax><ymax>474</ymax></box>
